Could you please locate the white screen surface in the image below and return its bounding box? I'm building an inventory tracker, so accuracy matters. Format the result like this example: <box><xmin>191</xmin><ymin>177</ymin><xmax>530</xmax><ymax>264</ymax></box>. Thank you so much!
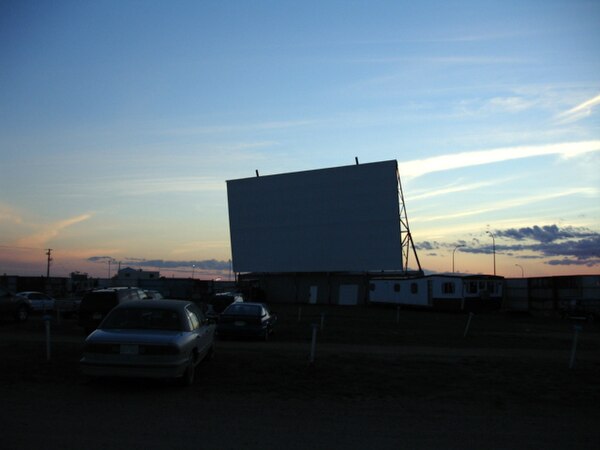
<box><xmin>226</xmin><ymin>160</ymin><xmax>403</xmax><ymax>273</ymax></box>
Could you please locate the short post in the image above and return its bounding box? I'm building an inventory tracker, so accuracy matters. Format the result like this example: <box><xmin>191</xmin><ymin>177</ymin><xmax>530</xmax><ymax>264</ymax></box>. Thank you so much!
<box><xmin>463</xmin><ymin>312</ymin><xmax>474</xmax><ymax>338</ymax></box>
<box><xmin>320</xmin><ymin>312</ymin><xmax>325</xmax><ymax>330</ymax></box>
<box><xmin>298</xmin><ymin>306</ymin><xmax>302</xmax><ymax>322</ymax></box>
<box><xmin>396</xmin><ymin>306</ymin><xmax>400</xmax><ymax>324</ymax></box>
<box><xmin>569</xmin><ymin>324</ymin><xmax>582</xmax><ymax>369</ymax></box>
<box><xmin>56</xmin><ymin>303</ymin><xmax>61</xmax><ymax>325</ymax></box>
<box><xmin>309</xmin><ymin>323</ymin><xmax>318</xmax><ymax>365</ymax></box>
<box><xmin>44</xmin><ymin>315</ymin><xmax>52</xmax><ymax>361</ymax></box>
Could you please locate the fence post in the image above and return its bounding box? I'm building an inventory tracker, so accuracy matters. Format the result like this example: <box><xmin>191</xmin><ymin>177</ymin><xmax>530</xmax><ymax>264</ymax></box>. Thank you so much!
<box><xmin>309</xmin><ymin>324</ymin><xmax>318</xmax><ymax>365</ymax></box>
<box><xmin>44</xmin><ymin>315</ymin><xmax>52</xmax><ymax>361</ymax></box>
<box><xmin>463</xmin><ymin>312</ymin><xmax>474</xmax><ymax>338</ymax></box>
<box><xmin>569</xmin><ymin>324</ymin><xmax>582</xmax><ymax>369</ymax></box>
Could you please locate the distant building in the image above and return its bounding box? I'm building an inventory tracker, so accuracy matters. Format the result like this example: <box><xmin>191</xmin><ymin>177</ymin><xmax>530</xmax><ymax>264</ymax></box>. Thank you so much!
<box><xmin>116</xmin><ymin>267</ymin><xmax>160</xmax><ymax>286</ymax></box>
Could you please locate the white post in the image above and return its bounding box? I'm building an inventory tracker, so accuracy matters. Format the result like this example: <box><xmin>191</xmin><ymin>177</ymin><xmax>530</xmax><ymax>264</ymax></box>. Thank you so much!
<box><xmin>44</xmin><ymin>316</ymin><xmax>51</xmax><ymax>361</ymax></box>
<box><xmin>309</xmin><ymin>324</ymin><xmax>318</xmax><ymax>365</ymax></box>
<box><xmin>569</xmin><ymin>324</ymin><xmax>582</xmax><ymax>369</ymax></box>
<box><xmin>463</xmin><ymin>312</ymin><xmax>474</xmax><ymax>338</ymax></box>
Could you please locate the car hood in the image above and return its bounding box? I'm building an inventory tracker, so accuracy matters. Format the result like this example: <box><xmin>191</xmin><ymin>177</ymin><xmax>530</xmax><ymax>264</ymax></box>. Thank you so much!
<box><xmin>86</xmin><ymin>329</ymin><xmax>185</xmax><ymax>344</ymax></box>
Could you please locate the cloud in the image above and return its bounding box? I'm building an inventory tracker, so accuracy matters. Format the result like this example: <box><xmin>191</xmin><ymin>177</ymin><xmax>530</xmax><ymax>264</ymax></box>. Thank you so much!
<box><xmin>413</xmin><ymin>188</ymin><xmax>596</xmax><ymax>223</ymax></box>
<box><xmin>495</xmin><ymin>225</ymin><xmax>595</xmax><ymax>243</ymax></box>
<box><xmin>409</xmin><ymin>179</ymin><xmax>506</xmax><ymax>200</ymax></box>
<box><xmin>0</xmin><ymin>203</ymin><xmax>22</xmax><ymax>224</ymax></box>
<box><xmin>15</xmin><ymin>214</ymin><xmax>92</xmax><ymax>248</ymax></box>
<box><xmin>163</xmin><ymin>120</ymin><xmax>314</xmax><ymax>136</ymax></box>
<box><xmin>556</xmin><ymin>93</ymin><xmax>600</xmax><ymax>124</ymax></box>
<box><xmin>87</xmin><ymin>257</ymin><xmax>231</xmax><ymax>272</ymax></box>
<box><xmin>417</xmin><ymin>225</ymin><xmax>600</xmax><ymax>267</ymax></box>
<box><xmin>399</xmin><ymin>140</ymin><xmax>600</xmax><ymax>179</ymax></box>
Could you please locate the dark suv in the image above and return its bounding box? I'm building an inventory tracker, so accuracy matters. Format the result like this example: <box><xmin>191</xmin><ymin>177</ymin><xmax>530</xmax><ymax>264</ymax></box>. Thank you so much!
<box><xmin>78</xmin><ymin>287</ymin><xmax>145</xmax><ymax>334</ymax></box>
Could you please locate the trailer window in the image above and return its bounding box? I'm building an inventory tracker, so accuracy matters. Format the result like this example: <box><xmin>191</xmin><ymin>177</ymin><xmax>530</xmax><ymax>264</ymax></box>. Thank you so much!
<box><xmin>442</xmin><ymin>282</ymin><xmax>455</xmax><ymax>294</ymax></box>
<box><xmin>394</xmin><ymin>283</ymin><xmax>400</xmax><ymax>292</ymax></box>
<box><xmin>411</xmin><ymin>283</ymin><xmax>418</xmax><ymax>294</ymax></box>
<box><xmin>467</xmin><ymin>282</ymin><xmax>477</xmax><ymax>294</ymax></box>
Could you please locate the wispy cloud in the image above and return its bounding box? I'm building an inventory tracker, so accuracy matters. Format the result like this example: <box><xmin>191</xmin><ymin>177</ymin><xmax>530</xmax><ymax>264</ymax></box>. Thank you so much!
<box><xmin>163</xmin><ymin>120</ymin><xmax>315</xmax><ymax>136</ymax></box>
<box><xmin>555</xmin><ymin>93</ymin><xmax>600</xmax><ymax>123</ymax></box>
<box><xmin>88</xmin><ymin>256</ymin><xmax>231</xmax><ymax>271</ymax></box>
<box><xmin>0</xmin><ymin>203</ymin><xmax>22</xmax><ymax>224</ymax></box>
<box><xmin>409</xmin><ymin>179</ymin><xmax>510</xmax><ymax>201</ymax></box>
<box><xmin>413</xmin><ymin>188</ymin><xmax>597</xmax><ymax>223</ymax></box>
<box><xmin>399</xmin><ymin>140</ymin><xmax>600</xmax><ymax>179</ymax></box>
<box><xmin>15</xmin><ymin>214</ymin><xmax>92</xmax><ymax>248</ymax></box>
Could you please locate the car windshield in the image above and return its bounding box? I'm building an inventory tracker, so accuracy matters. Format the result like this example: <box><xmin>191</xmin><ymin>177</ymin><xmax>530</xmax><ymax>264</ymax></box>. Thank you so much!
<box><xmin>223</xmin><ymin>304</ymin><xmax>262</xmax><ymax>316</ymax></box>
<box><xmin>101</xmin><ymin>308</ymin><xmax>182</xmax><ymax>331</ymax></box>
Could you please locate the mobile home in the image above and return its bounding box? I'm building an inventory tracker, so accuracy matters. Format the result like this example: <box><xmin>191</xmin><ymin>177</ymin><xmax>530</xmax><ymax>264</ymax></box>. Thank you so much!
<box><xmin>369</xmin><ymin>275</ymin><xmax>504</xmax><ymax>311</ymax></box>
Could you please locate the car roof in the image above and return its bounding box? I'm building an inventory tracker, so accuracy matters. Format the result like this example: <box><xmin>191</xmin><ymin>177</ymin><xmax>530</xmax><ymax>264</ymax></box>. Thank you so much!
<box><xmin>223</xmin><ymin>302</ymin><xmax>267</xmax><ymax>313</ymax></box>
<box><xmin>94</xmin><ymin>287</ymin><xmax>139</xmax><ymax>291</ymax></box>
<box><xmin>232</xmin><ymin>302</ymin><xmax>266</xmax><ymax>307</ymax></box>
<box><xmin>113</xmin><ymin>299</ymin><xmax>193</xmax><ymax>312</ymax></box>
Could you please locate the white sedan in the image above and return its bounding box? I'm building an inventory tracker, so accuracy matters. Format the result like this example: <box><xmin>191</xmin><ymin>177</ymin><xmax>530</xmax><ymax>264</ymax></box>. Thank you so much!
<box><xmin>16</xmin><ymin>291</ymin><xmax>55</xmax><ymax>313</ymax></box>
<box><xmin>80</xmin><ymin>300</ymin><xmax>215</xmax><ymax>385</ymax></box>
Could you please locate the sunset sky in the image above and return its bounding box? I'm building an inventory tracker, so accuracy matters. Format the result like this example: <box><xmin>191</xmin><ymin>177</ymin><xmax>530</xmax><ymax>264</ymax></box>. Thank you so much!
<box><xmin>1</xmin><ymin>0</ymin><xmax>599</xmax><ymax>280</ymax></box>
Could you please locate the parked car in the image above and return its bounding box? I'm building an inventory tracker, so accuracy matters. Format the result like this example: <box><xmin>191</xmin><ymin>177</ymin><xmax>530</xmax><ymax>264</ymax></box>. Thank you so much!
<box><xmin>0</xmin><ymin>287</ymin><xmax>31</xmax><ymax>322</ymax></box>
<box><xmin>208</xmin><ymin>292</ymin><xmax>244</xmax><ymax>314</ymax></box>
<box><xmin>143</xmin><ymin>290</ymin><xmax>164</xmax><ymax>300</ymax></box>
<box><xmin>54</xmin><ymin>298</ymin><xmax>82</xmax><ymax>318</ymax></box>
<box><xmin>80</xmin><ymin>300</ymin><xmax>215</xmax><ymax>385</ymax></box>
<box><xmin>16</xmin><ymin>291</ymin><xmax>55</xmax><ymax>313</ymax></box>
<box><xmin>78</xmin><ymin>287</ymin><xmax>145</xmax><ymax>334</ymax></box>
<box><xmin>217</xmin><ymin>302</ymin><xmax>276</xmax><ymax>340</ymax></box>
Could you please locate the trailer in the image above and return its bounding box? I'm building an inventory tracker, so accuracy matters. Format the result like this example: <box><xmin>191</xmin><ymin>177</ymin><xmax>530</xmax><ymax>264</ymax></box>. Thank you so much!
<box><xmin>369</xmin><ymin>274</ymin><xmax>504</xmax><ymax>311</ymax></box>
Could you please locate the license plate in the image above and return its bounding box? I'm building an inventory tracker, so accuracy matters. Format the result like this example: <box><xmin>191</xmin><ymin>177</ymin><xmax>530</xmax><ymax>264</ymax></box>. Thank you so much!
<box><xmin>93</xmin><ymin>313</ymin><xmax>103</xmax><ymax>320</ymax></box>
<box><xmin>234</xmin><ymin>321</ymin><xmax>246</xmax><ymax>327</ymax></box>
<box><xmin>120</xmin><ymin>344</ymin><xmax>139</xmax><ymax>355</ymax></box>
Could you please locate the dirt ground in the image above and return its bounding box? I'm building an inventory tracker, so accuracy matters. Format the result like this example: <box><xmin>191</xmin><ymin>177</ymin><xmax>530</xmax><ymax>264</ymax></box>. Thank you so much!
<box><xmin>1</xmin><ymin>304</ymin><xmax>599</xmax><ymax>449</ymax></box>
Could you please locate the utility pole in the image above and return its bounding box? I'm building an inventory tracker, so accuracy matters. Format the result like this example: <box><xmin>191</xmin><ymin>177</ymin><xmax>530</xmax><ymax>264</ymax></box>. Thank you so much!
<box><xmin>45</xmin><ymin>249</ymin><xmax>53</xmax><ymax>278</ymax></box>
<box><xmin>486</xmin><ymin>231</ymin><xmax>496</xmax><ymax>276</ymax></box>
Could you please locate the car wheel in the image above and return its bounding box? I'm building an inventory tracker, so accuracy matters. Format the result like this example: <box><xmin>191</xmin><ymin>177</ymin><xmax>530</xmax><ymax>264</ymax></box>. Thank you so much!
<box><xmin>14</xmin><ymin>305</ymin><xmax>29</xmax><ymax>322</ymax></box>
<box><xmin>179</xmin><ymin>355</ymin><xmax>196</xmax><ymax>386</ymax></box>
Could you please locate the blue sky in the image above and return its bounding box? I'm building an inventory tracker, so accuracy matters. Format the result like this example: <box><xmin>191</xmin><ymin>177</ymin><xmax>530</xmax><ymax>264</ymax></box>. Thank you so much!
<box><xmin>1</xmin><ymin>0</ymin><xmax>599</xmax><ymax>279</ymax></box>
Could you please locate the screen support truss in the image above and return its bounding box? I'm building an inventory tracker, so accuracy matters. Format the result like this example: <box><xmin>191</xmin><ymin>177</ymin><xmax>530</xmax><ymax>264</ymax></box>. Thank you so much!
<box><xmin>397</xmin><ymin>169</ymin><xmax>423</xmax><ymax>274</ymax></box>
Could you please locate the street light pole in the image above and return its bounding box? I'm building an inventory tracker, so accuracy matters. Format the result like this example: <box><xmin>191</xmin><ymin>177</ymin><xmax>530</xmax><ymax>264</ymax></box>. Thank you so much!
<box><xmin>486</xmin><ymin>231</ymin><xmax>496</xmax><ymax>276</ymax></box>
<box><xmin>452</xmin><ymin>245</ymin><xmax>465</xmax><ymax>273</ymax></box>
<box><xmin>192</xmin><ymin>264</ymin><xmax>196</xmax><ymax>279</ymax></box>
<box><xmin>515</xmin><ymin>264</ymin><xmax>524</xmax><ymax>278</ymax></box>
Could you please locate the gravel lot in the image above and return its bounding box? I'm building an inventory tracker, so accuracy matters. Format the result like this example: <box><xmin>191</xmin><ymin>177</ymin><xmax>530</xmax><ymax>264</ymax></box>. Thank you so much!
<box><xmin>1</xmin><ymin>305</ymin><xmax>599</xmax><ymax>449</ymax></box>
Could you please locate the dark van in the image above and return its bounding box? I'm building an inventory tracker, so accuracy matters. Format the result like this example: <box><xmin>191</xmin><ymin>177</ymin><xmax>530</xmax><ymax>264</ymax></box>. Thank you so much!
<box><xmin>78</xmin><ymin>287</ymin><xmax>144</xmax><ymax>334</ymax></box>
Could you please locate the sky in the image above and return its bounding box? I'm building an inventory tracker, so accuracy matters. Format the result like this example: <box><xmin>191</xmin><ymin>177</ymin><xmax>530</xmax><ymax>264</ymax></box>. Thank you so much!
<box><xmin>1</xmin><ymin>0</ymin><xmax>599</xmax><ymax>280</ymax></box>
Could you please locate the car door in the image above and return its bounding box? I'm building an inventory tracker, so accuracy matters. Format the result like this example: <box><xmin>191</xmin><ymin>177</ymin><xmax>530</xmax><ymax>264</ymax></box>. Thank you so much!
<box><xmin>186</xmin><ymin>305</ymin><xmax>213</xmax><ymax>356</ymax></box>
<box><xmin>29</xmin><ymin>293</ymin><xmax>44</xmax><ymax>311</ymax></box>
<box><xmin>40</xmin><ymin>293</ymin><xmax>53</xmax><ymax>311</ymax></box>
